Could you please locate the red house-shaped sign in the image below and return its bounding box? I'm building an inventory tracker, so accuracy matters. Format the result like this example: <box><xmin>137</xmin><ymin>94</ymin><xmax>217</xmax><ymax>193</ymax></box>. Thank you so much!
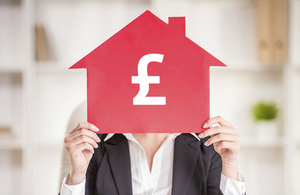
<box><xmin>69</xmin><ymin>10</ymin><xmax>226</xmax><ymax>134</ymax></box>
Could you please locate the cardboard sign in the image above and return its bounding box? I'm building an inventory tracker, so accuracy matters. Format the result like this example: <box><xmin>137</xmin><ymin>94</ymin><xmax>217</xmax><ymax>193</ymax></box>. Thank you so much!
<box><xmin>69</xmin><ymin>10</ymin><xmax>226</xmax><ymax>133</ymax></box>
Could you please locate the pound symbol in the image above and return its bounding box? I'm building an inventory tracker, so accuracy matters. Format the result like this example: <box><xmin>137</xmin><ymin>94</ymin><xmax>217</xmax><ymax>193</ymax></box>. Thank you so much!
<box><xmin>132</xmin><ymin>53</ymin><xmax>166</xmax><ymax>105</ymax></box>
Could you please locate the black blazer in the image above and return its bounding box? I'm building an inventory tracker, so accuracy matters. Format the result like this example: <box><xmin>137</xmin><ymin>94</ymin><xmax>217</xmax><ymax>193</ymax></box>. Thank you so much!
<box><xmin>83</xmin><ymin>133</ymin><xmax>223</xmax><ymax>195</ymax></box>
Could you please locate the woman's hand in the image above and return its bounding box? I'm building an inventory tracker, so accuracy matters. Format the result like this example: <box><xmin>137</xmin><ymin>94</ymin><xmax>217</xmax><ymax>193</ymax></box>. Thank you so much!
<box><xmin>64</xmin><ymin>122</ymin><xmax>100</xmax><ymax>185</ymax></box>
<box><xmin>198</xmin><ymin>116</ymin><xmax>240</xmax><ymax>180</ymax></box>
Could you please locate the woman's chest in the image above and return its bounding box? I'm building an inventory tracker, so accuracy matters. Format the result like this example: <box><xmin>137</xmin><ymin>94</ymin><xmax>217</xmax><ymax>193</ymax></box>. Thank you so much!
<box><xmin>128</xmin><ymin>139</ymin><xmax>175</xmax><ymax>195</ymax></box>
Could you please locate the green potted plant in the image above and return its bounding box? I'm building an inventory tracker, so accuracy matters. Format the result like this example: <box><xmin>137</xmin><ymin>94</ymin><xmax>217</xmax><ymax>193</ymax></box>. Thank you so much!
<box><xmin>252</xmin><ymin>101</ymin><xmax>279</xmax><ymax>138</ymax></box>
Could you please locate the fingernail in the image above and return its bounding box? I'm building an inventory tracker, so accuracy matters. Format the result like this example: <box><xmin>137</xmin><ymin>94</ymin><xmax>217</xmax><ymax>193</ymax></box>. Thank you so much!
<box><xmin>96</xmin><ymin>137</ymin><xmax>101</xmax><ymax>142</ymax></box>
<box><xmin>93</xmin><ymin>126</ymin><xmax>99</xmax><ymax>132</ymax></box>
<box><xmin>203</xmin><ymin>123</ymin><xmax>208</xmax><ymax>128</ymax></box>
<box><xmin>199</xmin><ymin>133</ymin><xmax>204</xmax><ymax>138</ymax></box>
<box><xmin>204</xmin><ymin>141</ymin><xmax>209</xmax><ymax>146</ymax></box>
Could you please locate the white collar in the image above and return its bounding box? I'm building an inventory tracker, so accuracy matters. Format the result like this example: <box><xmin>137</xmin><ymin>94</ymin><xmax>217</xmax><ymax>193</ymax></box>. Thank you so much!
<box><xmin>103</xmin><ymin>133</ymin><xmax>200</xmax><ymax>142</ymax></box>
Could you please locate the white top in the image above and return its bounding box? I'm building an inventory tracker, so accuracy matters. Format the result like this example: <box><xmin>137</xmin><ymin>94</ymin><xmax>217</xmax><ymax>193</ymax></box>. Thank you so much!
<box><xmin>60</xmin><ymin>133</ymin><xmax>246</xmax><ymax>195</ymax></box>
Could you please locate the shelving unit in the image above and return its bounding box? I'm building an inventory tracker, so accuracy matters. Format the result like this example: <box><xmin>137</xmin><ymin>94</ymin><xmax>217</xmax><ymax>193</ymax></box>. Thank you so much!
<box><xmin>0</xmin><ymin>0</ymin><xmax>27</xmax><ymax>194</ymax></box>
<box><xmin>0</xmin><ymin>0</ymin><xmax>299</xmax><ymax>194</ymax></box>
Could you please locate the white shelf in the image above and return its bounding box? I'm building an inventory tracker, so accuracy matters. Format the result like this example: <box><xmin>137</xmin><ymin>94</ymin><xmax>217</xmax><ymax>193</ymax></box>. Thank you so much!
<box><xmin>0</xmin><ymin>66</ymin><xmax>24</xmax><ymax>74</ymax></box>
<box><xmin>0</xmin><ymin>0</ymin><xmax>22</xmax><ymax>4</ymax></box>
<box><xmin>34</xmin><ymin>61</ymin><xmax>284</xmax><ymax>74</ymax></box>
<box><xmin>211</xmin><ymin>63</ymin><xmax>283</xmax><ymax>73</ymax></box>
<box><xmin>241</xmin><ymin>137</ymin><xmax>284</xmax><ymax>148</ymax></box>
<box><xmin>35</xmin><ymin>62</ymin><xmax>85</xmax><ymax>74</ymax></box>
<box><xmin>35</xmin><ymin>140</ymin><xmax>63</xmax><ymax>149</ymax></box>
<box><xmin>0</xmin><ymin>138</ymin><xmax>23</xmax><ymax>150</ymax></box>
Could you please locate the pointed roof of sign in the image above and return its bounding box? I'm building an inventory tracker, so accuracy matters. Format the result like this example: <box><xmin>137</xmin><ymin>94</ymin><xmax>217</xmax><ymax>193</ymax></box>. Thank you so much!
<box><xmin>69</xmin><ymin>10</ymin><xmax>226</xmax><ymax>69</ymax></box>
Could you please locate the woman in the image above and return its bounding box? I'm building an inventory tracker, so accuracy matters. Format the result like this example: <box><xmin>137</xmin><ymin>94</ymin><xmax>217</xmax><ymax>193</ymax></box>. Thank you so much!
<box><xmin>59</xmin><ymin>116</ymin><xmax>245</xmax><ymax>195</ymax></box>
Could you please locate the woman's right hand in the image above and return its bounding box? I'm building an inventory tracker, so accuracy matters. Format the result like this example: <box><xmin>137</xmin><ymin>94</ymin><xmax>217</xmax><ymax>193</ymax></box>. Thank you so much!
<box><xmin>64</xmin><ymin>122</ymin><xmax>100</xmax><ymax>185</ymax></box>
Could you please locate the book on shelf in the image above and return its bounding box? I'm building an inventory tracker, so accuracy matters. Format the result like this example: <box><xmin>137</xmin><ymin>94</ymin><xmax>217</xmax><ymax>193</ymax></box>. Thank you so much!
<box><xmin>0</xmin><ymin>125</ymin><xmax>13</xmax><ymax>139</ymax></box>
<box><xmin>257</xmin><ymin>0</ymin><xmax>287</xmax><ymax>63</ymax></box>
<box><xmin>34</xmin><ymin>24</ymin><xmax>56</xmax><ymax>62</ymax></box>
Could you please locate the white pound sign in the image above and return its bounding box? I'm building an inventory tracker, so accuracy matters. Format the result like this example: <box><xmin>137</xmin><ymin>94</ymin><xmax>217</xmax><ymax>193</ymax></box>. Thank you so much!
<box><xmin>132</xmin><ymin>53</ymin><xmax>166</xmax><ymax>105</ymax></box>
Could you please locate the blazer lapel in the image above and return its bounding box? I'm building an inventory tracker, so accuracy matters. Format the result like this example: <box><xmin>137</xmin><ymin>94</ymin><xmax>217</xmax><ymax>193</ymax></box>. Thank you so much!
<box><xmin>171</xmin><ymin>133</ymin><xmax>201</xmax><ymax>195</ymax></box>
<box><xmin>105</xmin><ymin>134</ymin><xmax>133</xmax><ymax>195</ymax></box>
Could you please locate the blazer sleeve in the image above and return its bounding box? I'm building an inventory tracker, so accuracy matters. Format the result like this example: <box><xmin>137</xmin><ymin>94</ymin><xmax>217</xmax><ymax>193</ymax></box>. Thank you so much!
<box><xmin>206</xmin><ymin>141</ymin><xmax>223</xmax><ymax>195</ymax></box>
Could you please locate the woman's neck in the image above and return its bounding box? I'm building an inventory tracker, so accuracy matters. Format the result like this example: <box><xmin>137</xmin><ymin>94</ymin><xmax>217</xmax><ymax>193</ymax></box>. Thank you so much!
<box><xmin>132</xmin><ymin>133</ymin><xmax>170</xmax><ymax>143</ymax></box>
<box><xmin>132</xmin><ymin>133</ymin><xmax>170</xmax><ymax>172</ymax></box>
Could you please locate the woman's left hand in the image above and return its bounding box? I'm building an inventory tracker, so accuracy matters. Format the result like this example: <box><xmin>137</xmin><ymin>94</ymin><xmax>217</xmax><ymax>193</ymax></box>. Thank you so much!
<box><xmin>198</xmin><ymin>116</ymin><xmax>240</xmax><ymax>180</ymax></box>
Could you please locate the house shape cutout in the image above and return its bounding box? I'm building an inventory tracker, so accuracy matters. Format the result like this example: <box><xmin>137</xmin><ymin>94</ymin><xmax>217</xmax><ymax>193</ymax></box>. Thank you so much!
<box><xmin>69</xmin><ymin>10</ymin><xmax>226</xmax><ymax>133</ymax></box>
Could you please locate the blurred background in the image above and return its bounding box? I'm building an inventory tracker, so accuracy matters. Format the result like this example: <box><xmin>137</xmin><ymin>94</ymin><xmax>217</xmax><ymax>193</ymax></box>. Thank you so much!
<box><xmin>0</xmin><ymin>0</ymin><xmax>299</xmax><ymax>194</ymax></box>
